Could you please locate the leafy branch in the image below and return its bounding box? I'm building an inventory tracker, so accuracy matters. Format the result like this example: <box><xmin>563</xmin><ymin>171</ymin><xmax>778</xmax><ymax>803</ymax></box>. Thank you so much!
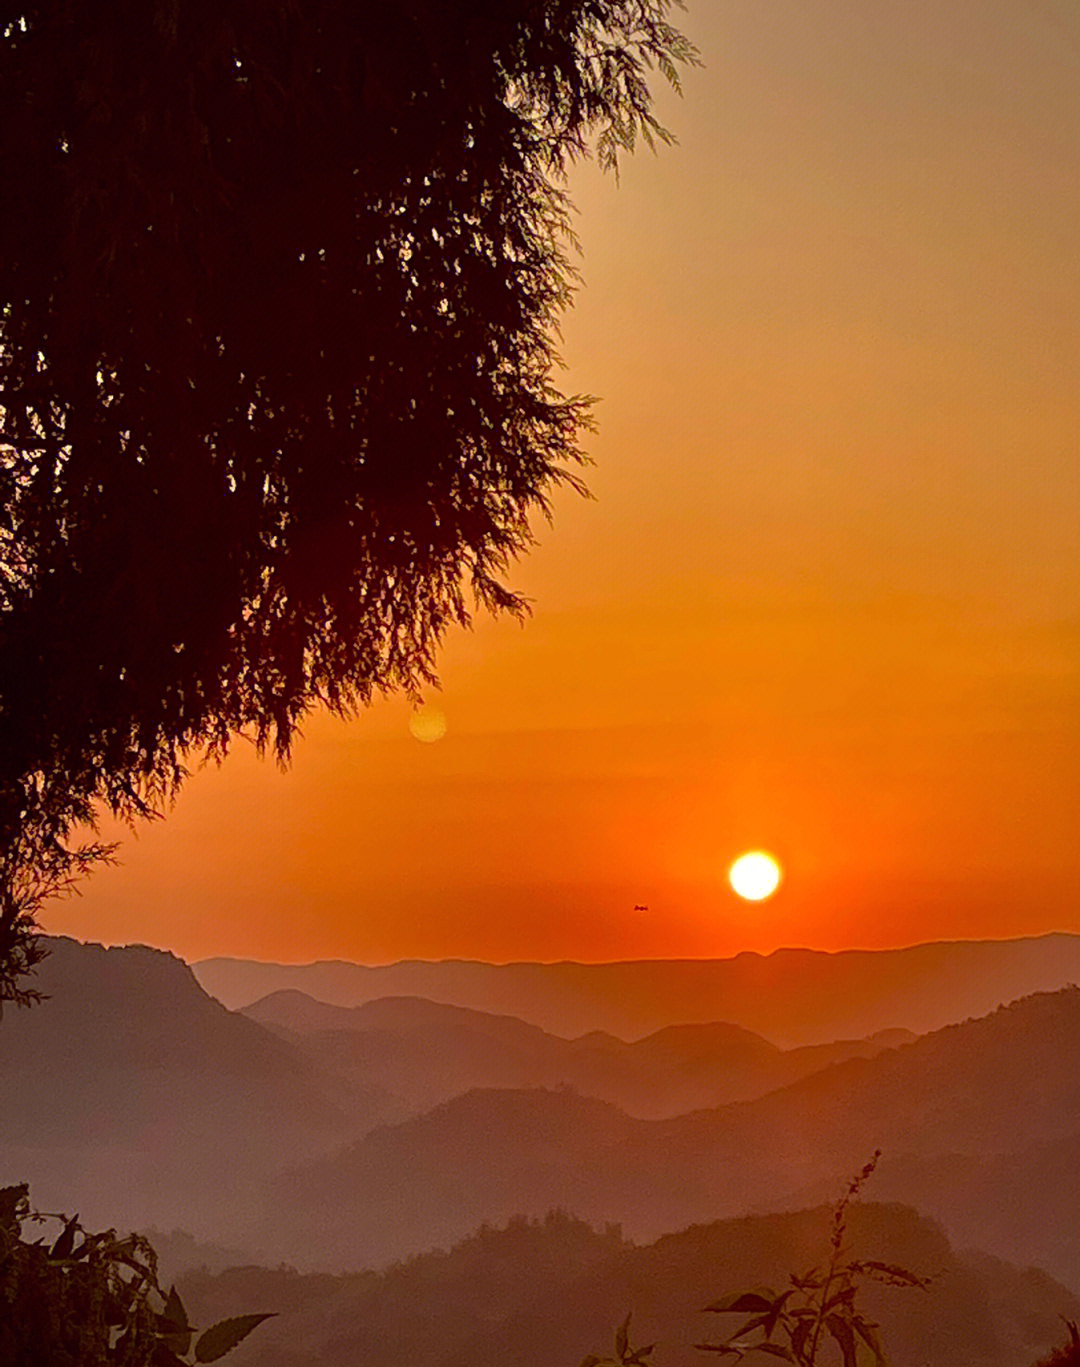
<box><xmin>581</xmin><ymin>1313</ymin><xmax>657</xmax><ymax>1367</ymax></box>
<box><xmin>0</xmin><ymin>1185</ymin><xmax>274</xmax><ymax>1366</ymax></box>
<box><xmin>697</xmin><ymin>1154</ymin><xmax>929</xmax><ymax>1366</ymax></box>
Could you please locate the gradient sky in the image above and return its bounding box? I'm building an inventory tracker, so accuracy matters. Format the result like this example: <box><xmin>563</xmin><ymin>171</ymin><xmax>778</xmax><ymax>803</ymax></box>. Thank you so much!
<box><xmin>53</xmin><ymin>0</ymin><xmax>1079</xmax><ymax>965</ymax></box>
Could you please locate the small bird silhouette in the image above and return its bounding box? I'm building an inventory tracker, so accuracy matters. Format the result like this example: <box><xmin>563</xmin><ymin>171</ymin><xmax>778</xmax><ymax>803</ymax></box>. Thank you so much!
<box><xmin>633</xmin><ymin>904</ymin><xmax>649</xmax><ymax>912</ymax></box>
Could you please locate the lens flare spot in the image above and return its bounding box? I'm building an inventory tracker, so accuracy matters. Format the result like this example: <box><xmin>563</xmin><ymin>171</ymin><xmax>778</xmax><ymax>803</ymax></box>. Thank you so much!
<box><xmin>409</xmin><ymin>706</ymin><xmax>447</xmax><ymax>743</ymax></box>
<box><xmin>728</xmin><ymin>850</ymin><xmax>782</xmax><ymax>901</ymax></box>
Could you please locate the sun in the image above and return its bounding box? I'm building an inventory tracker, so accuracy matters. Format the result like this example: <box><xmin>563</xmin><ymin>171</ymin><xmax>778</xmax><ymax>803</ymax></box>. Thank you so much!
<box><xmin>728</xmin><ymin>850</ymin><xmax>782</xmax><ymax>902</ymax></box>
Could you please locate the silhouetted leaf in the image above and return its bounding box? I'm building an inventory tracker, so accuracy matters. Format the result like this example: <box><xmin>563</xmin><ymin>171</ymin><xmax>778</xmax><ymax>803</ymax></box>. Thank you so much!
<box><xmin>48</xmin><ymin>1215</ymin><xmax>78</xmax><ymax>1260</ymax></box>
<box><xmin>730</xmin><ymin>1315</ymin><xmax>771</xmax><ymax>1341</ymax></box>
<box><xmin>158</xmin><ymin>1286</ymin><xmax>188</xmax><ymax>1330</ymax></box>
<box><xmin>762</xmin><ymin>1290</ymin><xmax>795</xmax><ymax>1335</ymax></box>
<box><xmin>752</xmin><ymin>1345</ymin><xmax>794</xmax><ymax>1360</ymax></box>
<box><xmin>825</xmin><ymin>1314</ymin><xmax>858</xmax><ymax>1367</ymax></box>
<box><xmin>848</xmin><ymin>1260</ymin><xmax>928</xmax><ymax>1289</ymax></box>
<box><xmin>824</xmin><ymin>1284</ymin><xmax>857</xmax><ymax>1314</ymax></box>
<box><xmin>704</xmin><ymin>1291</ymin><xmax>777</xmax><ymax>1314</ymax></box>
<box><xmin>194</xmin><ymin>1314</ymin><xmax>277</xmax><ymax>1362</ymax></box>
<box><xmin>157</xmin><ymin>1284</ymin><xmax>193</xmax><ymax>1356</ymax></box>
<box><xmin>851</xmin><ymin>1316</ymin><xmax>885</xmax><ymax>1363</ymax></box>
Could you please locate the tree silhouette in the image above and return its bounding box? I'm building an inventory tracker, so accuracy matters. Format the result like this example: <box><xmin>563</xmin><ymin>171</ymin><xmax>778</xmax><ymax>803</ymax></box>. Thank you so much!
<box><xmin>0</xmin><ymin>0</ymin><xmax>695</xmax><ymax>1000</ymax></box>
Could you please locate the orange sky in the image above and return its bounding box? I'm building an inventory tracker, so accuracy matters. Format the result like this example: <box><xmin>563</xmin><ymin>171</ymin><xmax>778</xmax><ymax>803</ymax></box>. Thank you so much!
<box><xmin>54</xmin><ymin>0</ymin><xmax>1079</xmax><ymax>965</ymax></box>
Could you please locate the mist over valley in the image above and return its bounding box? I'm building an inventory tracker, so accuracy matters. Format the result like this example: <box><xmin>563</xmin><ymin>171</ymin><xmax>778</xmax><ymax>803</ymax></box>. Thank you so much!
<box><xmin>4</xmin><ymin>933</ymin><xmax>1080</xmax><ymax>1366</ymax></box>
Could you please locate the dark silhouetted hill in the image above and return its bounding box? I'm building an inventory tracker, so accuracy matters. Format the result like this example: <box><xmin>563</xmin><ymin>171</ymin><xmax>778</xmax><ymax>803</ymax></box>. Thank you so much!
<box><xmin>194</xmin><ymin>932</ymin><xmax>1080</xmax><ymax>1045</ymax></box>
<box><xmin>178</xmin><ymin>1205</ymin><xmax>1080</xmax><ymax>1367</ymax></box>
<box><xmin>241</xmin><ymin>989</ymin><xmax>914</xmax><ymax>1118</ymax></box>
<box><xmin>0</xmin><ymin>937</ymin><xmax>399</xmax><ymax>1238</ymax></box>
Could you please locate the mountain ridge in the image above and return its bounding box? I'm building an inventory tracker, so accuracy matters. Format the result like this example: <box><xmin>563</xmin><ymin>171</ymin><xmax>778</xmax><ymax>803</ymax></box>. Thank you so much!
<box><xmin>195</xmin><ymin>932</ymin><xmax>1080</xmax><ymax>1045</ymax></box>
<box><xmin>10</xmin><ymin>936</ymin><xmax>1080</xmax><ymax>1295</ymax></box>
<box><xmin>242</xmin><ymin>987</ymin><xmax>916</xmax><ymax>1118</ymax></box>
<box><xmin>262</xmin><ymin>984</ymin><xmax>1080</xmax><ymax>1285</ymax></box>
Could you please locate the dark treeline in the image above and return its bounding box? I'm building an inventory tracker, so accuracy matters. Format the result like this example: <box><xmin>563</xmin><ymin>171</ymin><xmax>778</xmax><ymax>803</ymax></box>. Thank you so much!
<box><xmin>176</xmin><ymin>1206</ymin><xmax>1080</xmax><ymax>1367</ymax></box>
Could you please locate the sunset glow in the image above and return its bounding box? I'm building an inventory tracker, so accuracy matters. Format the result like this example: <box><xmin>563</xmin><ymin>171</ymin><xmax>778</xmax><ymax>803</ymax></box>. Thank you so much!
<box><xmin>52</xmin><ymin>1</ymin><xmax>1080</xmax><ymax>966</ymax></box>
<box><xmin>10</xmin><ymin>9</ymin><xmax>1080</xmax><ymax>1361</ymax></box>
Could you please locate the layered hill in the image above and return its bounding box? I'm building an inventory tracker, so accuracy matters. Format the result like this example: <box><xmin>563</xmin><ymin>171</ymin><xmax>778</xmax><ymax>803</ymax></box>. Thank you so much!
<box><xmin>243</xmin><ymin>989</ymin><xmax>913</xmax><ymax>1118</ymax></box>
<box><xmin>264</xmin><ymin>986</ymin><xmax>1080</xmax><ymax>1286</ymax></box>
<box><xmin>195</xmin><ymin>932</ymin><xmax>1080</xmax><ymax>1045</ymax></box>
<box><xmin>10</xmin><ymin>937</ymin><xmax>1080</xmax><ymax>1295</ymax></box>
<box><xmin>179</xmin><ymin>1205</ymin><xmax>1080</xmax><ymax>1367</ymax></box>
<box><xmin>0</xmin><ymin>937</ymin><xmax>399</xmax><ymax>1236</ymax></box>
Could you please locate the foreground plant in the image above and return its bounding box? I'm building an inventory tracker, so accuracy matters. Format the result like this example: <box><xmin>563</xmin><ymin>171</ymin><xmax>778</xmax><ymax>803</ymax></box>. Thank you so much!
<box><xmin>582</xmin><ymin>1313</ymin><xmax>657</xmax><ymax>1367</ymax></box>
<box><xmin>0</xmin><ymin>1185</ymin><xmax>273</xmax><ymax>1366</ymax></box>
<box><xmin>1035</xmin><ymin>1320</ymin><xmax>1080</xmax><ymax>1367</ymax></box>
<box><xmin>582</xmin><ymin>1154</ymin><xmax>933</xmax><ymax>1367</ymax></box>
<box><xmin>697</xmin><ymin>1153</ymin><xmax>928</xmax><ymax>1365</ymax></box>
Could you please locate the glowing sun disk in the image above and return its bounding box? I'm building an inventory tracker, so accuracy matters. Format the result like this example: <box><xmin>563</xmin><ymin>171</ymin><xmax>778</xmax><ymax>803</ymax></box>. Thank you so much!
<box><xmin>729</xmin><ymin>850</ymin><xmax>782</xmax><ymax>901</ymax></box>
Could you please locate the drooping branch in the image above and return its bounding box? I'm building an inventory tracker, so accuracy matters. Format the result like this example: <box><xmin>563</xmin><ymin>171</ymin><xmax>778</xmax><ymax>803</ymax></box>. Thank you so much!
<box><xmin>0</xmin><ymin>0</ymin><xmax>696</xmax><ymax>997</ymax></box>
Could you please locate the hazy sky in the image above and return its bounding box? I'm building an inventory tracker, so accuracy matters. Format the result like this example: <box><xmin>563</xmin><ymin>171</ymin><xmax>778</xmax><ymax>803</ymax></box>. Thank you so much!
<box><xmin>56</xmin><ymin>0</ymin><xmax>1079</xmax><ymax>964</ymax></box>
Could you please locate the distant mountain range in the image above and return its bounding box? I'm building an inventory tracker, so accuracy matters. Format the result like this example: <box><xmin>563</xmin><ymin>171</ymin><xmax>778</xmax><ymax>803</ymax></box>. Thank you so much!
<box><xmin>242</xmin><ymin>989</ymin><xmax>914</xmax><ymax>1118</ymax></box>
<box><xmin>195</xmin><ymin>932</ymin><xmax>1080</xmax><ymax>1045</ymax></box>
<box><xmin>6</xmin><ymin>934</ymin><xmax>1080</xmax><ymax>1302</ymax></box>
<box><xmin>262</xmin><ymin>985</ymin><xmax>1080</xmax><ymax>1287</ymax></box>
<box><xmin>178</xmin><ymin>1205</ymin><xmax>1080</xmax><ymax>1367</ymax></box>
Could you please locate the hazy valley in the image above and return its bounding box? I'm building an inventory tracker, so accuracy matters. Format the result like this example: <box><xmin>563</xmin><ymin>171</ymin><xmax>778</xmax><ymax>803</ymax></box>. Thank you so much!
<box><xmin>4</xmin><ymin>933</ymin><xmax>1080</xmax><ymax>1365</ymax></box>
